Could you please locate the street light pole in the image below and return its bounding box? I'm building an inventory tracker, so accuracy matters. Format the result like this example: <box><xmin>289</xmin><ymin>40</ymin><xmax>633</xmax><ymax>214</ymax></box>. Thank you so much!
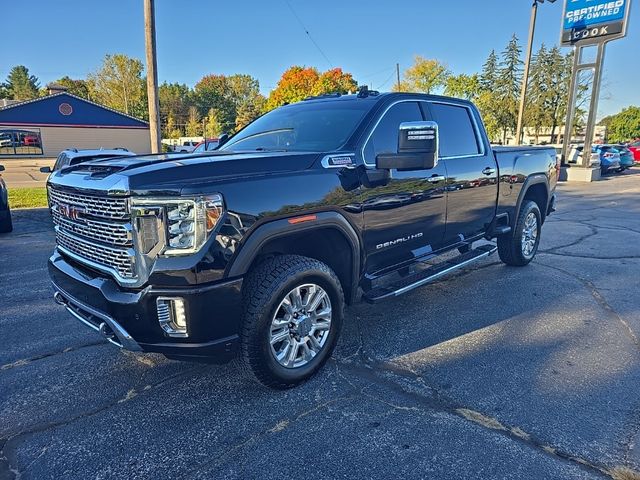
<box><xmin>144</xmin><ymin>0</ymin><xmax>161</xmax><ymax>154</ymax></box>
<box><xmin>515</xmin><ymin>0</ymin><xmax>539</xmax><ymax>145</ymax></box>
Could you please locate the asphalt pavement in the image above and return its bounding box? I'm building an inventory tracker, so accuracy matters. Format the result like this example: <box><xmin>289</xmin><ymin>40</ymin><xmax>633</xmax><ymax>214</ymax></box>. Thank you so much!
<box><xmin>1</xmin><ymin>169</ymin><xmax>639</xmax><ymax>479</ymax></box>
<box><xmin>0</xmin><ymin>158</ymin><xmax>55</xmax><ymax>189</ymax></box>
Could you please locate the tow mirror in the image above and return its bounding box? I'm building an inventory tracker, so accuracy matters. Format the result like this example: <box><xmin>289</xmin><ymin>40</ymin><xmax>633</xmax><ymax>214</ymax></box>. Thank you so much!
<box><xmin>376</xmin><ymin>121</ymin><xmax>439</xmax><ymax>171</ymax></box>
<box><xmin>40</xmin><ymin>166</ymin><xmax>52</xmax><ymax>173</ymax></box>
<box><xmin>217</xmin><ymin>133</ymin><xmax>230</xmax><ymax>148</ymax></box>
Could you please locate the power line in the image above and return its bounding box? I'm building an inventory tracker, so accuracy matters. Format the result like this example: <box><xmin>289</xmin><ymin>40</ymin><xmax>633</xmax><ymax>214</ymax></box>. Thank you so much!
<box><xmin>377</xmin><ymin>69</ymin><xmax>397</xmax><ymax>90</ymax></box>
<box><xmin>284</xmin><ymin>0</ymin><xmax>333</xmax><ymax>68</ymax></box>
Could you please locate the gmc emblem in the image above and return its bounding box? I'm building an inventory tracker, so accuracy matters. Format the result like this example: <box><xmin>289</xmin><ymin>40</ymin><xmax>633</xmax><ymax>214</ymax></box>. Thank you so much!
<box><xmin>57</xmin><ymin>203</ymin><xmax>87</xmax><ymax>222</ymax></box>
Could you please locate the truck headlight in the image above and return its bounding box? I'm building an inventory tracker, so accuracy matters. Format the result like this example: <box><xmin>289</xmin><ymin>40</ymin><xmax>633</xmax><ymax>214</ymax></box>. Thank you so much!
<box><xmin>132</xmin><ymin>194</ymin><xmax>224</xmax><ymax>257</ymax></box>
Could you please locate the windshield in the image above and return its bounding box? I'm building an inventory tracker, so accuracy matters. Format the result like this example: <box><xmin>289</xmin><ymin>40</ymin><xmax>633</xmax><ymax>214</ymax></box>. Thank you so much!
<box><xmin>220</xmin><ymin>100</ymin><xmax>371</xmax><ymax>152</ymax></box>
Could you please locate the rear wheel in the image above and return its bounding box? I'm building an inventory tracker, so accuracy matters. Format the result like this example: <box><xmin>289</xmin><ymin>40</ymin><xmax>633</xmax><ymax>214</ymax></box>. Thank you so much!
<box><xmin>497</xmin><ymin>200</ymin><xmax>541</xmax><ymax>266</ymax></box>
<box><xmin>241</xmin><ymin>255</ymin><xmax>344</xmax><ymax>389</ymax></box>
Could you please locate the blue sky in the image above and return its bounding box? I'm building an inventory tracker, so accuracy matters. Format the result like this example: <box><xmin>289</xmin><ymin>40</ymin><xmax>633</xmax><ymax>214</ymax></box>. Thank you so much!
<box><xmin>2</xmin><ymin>0</ymin><xmax>637</xmax><ymax>118</ymax></box>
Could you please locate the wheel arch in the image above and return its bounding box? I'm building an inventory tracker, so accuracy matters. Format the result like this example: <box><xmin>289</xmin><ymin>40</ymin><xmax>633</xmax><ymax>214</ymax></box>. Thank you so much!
<box><xmin>226</xmin><ymin>212</ymin><xmax>362</xmax><ymax>304</ymax></box>
<box><xmin>514</xmin><ymin>174</ymin><xmax>550</xmax><ymax>225</ymax></box>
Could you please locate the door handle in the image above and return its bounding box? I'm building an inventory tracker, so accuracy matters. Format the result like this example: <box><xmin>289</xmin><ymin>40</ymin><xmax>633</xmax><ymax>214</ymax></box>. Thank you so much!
<box><xmin>427</xmin><ymin>175</ymin><xmax>445</xmax><ymax>183</ymax></box>
<box><xmin>482</xmin><ymin>167</ymin><xmax>496</xmax><ymax>175</ymax></box>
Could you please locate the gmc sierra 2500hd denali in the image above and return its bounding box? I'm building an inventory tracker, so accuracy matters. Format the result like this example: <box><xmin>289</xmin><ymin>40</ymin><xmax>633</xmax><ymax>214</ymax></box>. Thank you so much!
<box><xmin>46</xmin><ymin>89</ymin><xmax>558</xmax><ymax>388</ymax></box>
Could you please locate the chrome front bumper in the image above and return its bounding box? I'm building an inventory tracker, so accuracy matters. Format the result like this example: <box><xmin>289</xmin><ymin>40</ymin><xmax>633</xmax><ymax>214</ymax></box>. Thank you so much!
<box><xmin>53</xmin><ymin>285</ymin><xmax>141</xmax><ymax>351</ymax></box>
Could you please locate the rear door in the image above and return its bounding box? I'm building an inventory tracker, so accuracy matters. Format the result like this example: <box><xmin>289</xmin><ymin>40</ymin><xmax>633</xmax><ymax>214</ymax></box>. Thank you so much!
<box><xmin>428</xmin><ymin>101</ymin><xmax>498</xmax><ymax>244</ymax></box>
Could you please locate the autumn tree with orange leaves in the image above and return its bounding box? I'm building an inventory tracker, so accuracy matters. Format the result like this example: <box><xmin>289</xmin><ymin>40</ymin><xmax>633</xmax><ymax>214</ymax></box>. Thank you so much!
<box><xmin>266</xmin><ymin>66</ymin><xmax>357</xmax><ymax>111</ymax></box>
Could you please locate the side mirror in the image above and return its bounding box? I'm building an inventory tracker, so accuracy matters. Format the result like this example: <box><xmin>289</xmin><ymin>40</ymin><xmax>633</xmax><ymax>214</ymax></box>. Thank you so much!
<box><xmin>40</xmin><ymin>166</ymin><xmax>52</xmax><ymax>173</ymax></box>
<box><xmin>376</xmin><ymin>121</ymin><xmax>439</xmax><ymax>171</ymax></box>
<box><xmin>0</xmin><ymin>165</ymin><xmax>4</xmax><ymax>172</ymax></box>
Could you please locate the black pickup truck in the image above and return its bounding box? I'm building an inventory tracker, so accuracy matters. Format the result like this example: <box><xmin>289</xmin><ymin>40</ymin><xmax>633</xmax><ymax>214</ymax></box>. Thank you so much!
<box><xmin>46</xmin><ymin>90</ymin><xmax>558</xmax><ymax>388</ymax></box>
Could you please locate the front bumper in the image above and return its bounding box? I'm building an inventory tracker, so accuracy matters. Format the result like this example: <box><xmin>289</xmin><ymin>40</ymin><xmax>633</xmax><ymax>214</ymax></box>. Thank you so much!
<box><xmin>49</xmin><ymin>251</ymin><xmax>242</xmax><ymax>363</ymax></box>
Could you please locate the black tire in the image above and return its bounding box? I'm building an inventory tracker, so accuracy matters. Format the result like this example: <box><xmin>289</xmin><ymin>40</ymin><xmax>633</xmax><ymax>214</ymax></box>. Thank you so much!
<box><xmin>497</xmin><ymin>200</ymin><xmax>541</xmax><ymax>266</ymax></box>
<box><xmin>241</xmin><ymin>254</ymin><xmax>344</xmax><ymax>389</ymax></box>
<box><xmin>0</xmin><ymin>208</ymin><xmax>12</xmax><ymax>233</ymax></box>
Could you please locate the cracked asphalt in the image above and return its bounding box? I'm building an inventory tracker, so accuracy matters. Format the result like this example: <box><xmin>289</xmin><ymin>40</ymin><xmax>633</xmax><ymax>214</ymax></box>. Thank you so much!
<box><xmin>1</xmin><ymin>168</ymin><xmax>640</xmax><ymax>479</ymax></box>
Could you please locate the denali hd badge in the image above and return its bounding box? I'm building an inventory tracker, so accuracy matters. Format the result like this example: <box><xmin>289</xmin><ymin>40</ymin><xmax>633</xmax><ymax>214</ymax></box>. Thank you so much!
<box><xmin>376</xmin><ymin>232</ymin><xmax>423</xmax><ymax>250</ymax></box>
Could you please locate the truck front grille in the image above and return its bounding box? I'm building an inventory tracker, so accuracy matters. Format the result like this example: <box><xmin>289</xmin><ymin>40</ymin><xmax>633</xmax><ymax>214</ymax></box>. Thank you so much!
<box><xmin>49</xmin><ymin>187</ymin><xmax>129</xmax><ymax>219</ymax></box>
<box><xmin>49</xmin><ymin>185</ymin><xmax>136</xmax><ymax>281</ymax></box>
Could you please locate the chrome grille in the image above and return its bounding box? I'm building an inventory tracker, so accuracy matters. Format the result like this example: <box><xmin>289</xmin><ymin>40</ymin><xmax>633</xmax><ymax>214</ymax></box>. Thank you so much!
<box><xmin>48</xmin><ymin>185</ymin><xmax>136</xmax><ymax>281</ymax></box>
<box><xmin>56</xmin><ymin>228</ymin><xmax>136</xmax><ymax>278</ymax></box>
<box><xmin>49</xmin><ymin>187</ymin><xmax>128</xmax><ymax>219</ymax></box>
<box><xmin>51</xmin><ymin>210</ymin><xmax>131</xmax><ymax>246</ymax></box>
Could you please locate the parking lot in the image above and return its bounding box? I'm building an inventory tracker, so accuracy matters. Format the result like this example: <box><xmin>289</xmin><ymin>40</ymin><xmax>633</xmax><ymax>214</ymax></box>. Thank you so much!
<box><xmin>1</xmin><ymin>170</ymin><xmax>639</xmax><ymax>479</ymax></box>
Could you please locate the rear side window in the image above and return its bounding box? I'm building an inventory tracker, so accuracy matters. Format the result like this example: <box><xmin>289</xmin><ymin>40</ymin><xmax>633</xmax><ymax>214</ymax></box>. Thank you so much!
<box><xmin>429</xmin><ymin>103</ymin><xmax>481</xmax><ymax>158</ymax></box>
<box><xmin>364</xmin><ymin>101</ymin><xmax>422</xmax><ymax>162</ymax></box>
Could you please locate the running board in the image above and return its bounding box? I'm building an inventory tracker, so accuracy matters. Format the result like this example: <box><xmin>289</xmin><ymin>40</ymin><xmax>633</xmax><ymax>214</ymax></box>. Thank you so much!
<box><xmin>363</xmin><ymin>244</ymin><xmax>497</xmax><ymax>303</ymax></box>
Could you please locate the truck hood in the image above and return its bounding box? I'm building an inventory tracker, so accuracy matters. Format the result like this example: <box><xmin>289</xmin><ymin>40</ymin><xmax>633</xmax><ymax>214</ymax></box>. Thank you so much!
<box><xmin>47</xmin><ymin>151</ymin><xmax>321</xmax><ymax>196</ymax></box>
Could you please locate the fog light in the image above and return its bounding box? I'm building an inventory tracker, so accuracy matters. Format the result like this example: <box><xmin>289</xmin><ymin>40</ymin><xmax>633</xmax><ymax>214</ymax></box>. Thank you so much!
<box><xmin>156</xmin><ymin>297</ymin><xmax>188</xmax><ymax>337</ymax></box>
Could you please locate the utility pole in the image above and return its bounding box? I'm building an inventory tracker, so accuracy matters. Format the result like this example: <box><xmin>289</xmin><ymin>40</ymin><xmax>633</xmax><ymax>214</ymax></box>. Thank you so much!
<box><xmin>515</xmin><ymin>1</ymin><xmax>538</xmax><ymax>145</ymax></box>
<box><xmin>144</xmin><ymin>0</ymin><xmax>161</xmax><ymax>153</ymax></box>
<box><xmin>515</xmin><ymin>0</ymin><xmax>556</xmax><ymax>145</ymax></box>
<box><xmin>396</xmin><ymin>63</ymin><xmax>401</xmax><ymax>91</ymax></box>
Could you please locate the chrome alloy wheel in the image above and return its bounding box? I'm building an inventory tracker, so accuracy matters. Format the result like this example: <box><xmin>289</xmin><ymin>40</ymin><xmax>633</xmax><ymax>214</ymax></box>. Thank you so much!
<box><xmin>269</xmin><ymin>284</ymin><xmax>332</xmax><ymax>368</ymax></box>
<box><xmin>521</xmin><ymin>212</ymin><xmax>538</xmax><ymax>258</ymax></box>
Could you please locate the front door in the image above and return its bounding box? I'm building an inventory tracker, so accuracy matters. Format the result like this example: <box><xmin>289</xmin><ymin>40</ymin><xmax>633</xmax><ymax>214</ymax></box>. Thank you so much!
<box><xmin>360</xmin><ymin>101</ymin><xmax>448</xmax><ymax>274</ymax></box>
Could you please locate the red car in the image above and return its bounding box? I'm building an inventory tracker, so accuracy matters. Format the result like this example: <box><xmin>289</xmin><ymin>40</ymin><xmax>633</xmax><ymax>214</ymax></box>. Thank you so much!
<box><xmin>23</xmin><ymin>134</ymin><xmax>40</xmax><ymax>147</ymax></box>
<box><xmin>628</xmin><ymin>140</ymin><xmax>640</xmax><ymax>163</ymax></box>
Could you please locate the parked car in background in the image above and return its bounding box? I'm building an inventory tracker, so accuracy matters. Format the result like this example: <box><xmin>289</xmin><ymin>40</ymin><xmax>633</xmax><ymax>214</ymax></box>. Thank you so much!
<box><xmin>592</xmin><ymin>145</ymin><xmax>621</xmax><ymax>175</ymax></box>
<box><xmin>40</xmin><ymin>148</ymin><xmax>137</xmax><ymax>173</ymax></box>
<box><xmin>192</xmin><ymin>138</ymin><xmax>219</xmax><ymax>153</ymax></box>
<box><xmin>626</xmin><ymin>140</ymin><xmax>640</xmax><ymax>163</ymax></box>
<box><xmin>0</xmin><ymin>134</ymin><xmax>13</xmax><ymax>148</ymax></box>
<box><xmin>173</xmin><ymin>140</ymin><xmax>199</xmax><ymax>153</ymax></box>
<box><xmin>0</xmin><ymin>165</ymin><xmax>12</xmax><ymax>233</ymax></box>
<box><xmin>614</xmin><ymin>144</ymin><xmax>635</xmax><ymax>171</ymax></box>
<box><xmin>567</xmin><ymin>145</ymin><xmax>601</xmax><ymax>169</ymax></box>
<box><xmin>23</xmin><ymin>134</ymin><xmax>40</xmax><ymax>147</ymax></box>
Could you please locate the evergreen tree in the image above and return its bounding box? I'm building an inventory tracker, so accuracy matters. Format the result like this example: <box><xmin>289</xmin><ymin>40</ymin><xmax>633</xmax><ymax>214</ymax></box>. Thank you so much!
<box><xmin>5</xmin><ymin>65</ymin><xmax>40</xmax><ymax>100</ymax></box>
<box><xmin>480</xmin><ymin>50</ymin><xmax>499</xmax><ymax>91</ymax></box>
<box><xmin>496</xmin><ymin>34</ymin><xmax>523</xmax><ymax>143</ymax></box>
<box><xmin>185</xmin><ymin>106</ymin><xmax>202</xmax><ymax>137</ymax></box>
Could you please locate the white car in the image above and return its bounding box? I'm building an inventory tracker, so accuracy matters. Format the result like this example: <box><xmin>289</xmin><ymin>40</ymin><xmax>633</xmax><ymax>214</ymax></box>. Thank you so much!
<box><xmin>173</xmin><ymin>141</ymin><xmax>199</xmax><ymax>153</ymax></box>
<box><xmin>41</xmin><ymin>148</ymin><xmax>137</xmax><ymax>173</ymax></box>
<box><xmin>566</xmin><ymin>145</ymin><xmax>601</xmax><ymax>168</ymax></box>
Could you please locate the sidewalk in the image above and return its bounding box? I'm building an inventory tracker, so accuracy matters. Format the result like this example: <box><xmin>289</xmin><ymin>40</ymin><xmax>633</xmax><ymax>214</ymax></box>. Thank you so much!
<box><xmin>0</xmin><ymin>157</ymin><xmax>56</xmax><ymax>188</ymax></box>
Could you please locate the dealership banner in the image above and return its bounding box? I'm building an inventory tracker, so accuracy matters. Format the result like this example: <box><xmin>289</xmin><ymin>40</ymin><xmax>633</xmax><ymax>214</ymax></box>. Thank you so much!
<box><xmin>561</xmin><ymin>0</ymin><xmax>630</xmax><ymax>45</ymax></box>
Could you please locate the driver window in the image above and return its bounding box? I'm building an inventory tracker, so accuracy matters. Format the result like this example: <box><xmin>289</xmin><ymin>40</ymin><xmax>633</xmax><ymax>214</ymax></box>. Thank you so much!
<box><xmin>364</xmin><ymin>101</ymin><xmax>422</xmax><ymax>164</ymax></box>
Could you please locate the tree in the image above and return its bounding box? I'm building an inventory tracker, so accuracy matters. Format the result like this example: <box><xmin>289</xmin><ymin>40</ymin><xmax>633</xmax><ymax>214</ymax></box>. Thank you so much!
<box><xmin>394</xmin><ymin>56</ymin><xmax>449</xmax><ymax>94</ymax></box>
<box><xmin>159</xmin><ymin>82</ymin><xmax>192</xmax><ymax>129</ymax></box>
<box><xmin>163</xmin><ymin>114</ymin><xmax>182</xmax><ymax>139</ymax></box>
<box><xmin>266</xmin><ymin>66</ymin><xmax>320</xmax><ymax>110</ymax></box>
<box><xmin>204</xmin><ymin>108</ymin><xmax>223</xmax><ymax>138</ymax></box>
<box><xmin>235</xmin><ymin>96</ymin><xmax>265</xmax><ymax>131</ymax></box>
<box><xmin>495</xmin><ymin>35</ymin><xmax>523</xmax><ymax>143</ymax></box>
<box><xmin>185</xmin><ymin>106</ymin><xmax>202</xmax><ymax>137</ymax></box>
<box><xmin>87</xmin><ymin>54</ymin><xmax>147</xmax><ymax>118</ymax></box>
<box><xmin>605</xmin><ymin>106</ymin><xmax>640</xmax><ymax>143</ymax></box>
<box><xmin>480</xmin><ymin>50</ymin><xmax>499</xmax><ymax>91</ymax></box>
<box><xmin>50</xmin><ymin>76</ymin><xmax>90</xmax><ymax>99</ymax></box>
<box><xmin>5</xmin><ymin>65</ymin><xmax>39</xmax><ymax>100</ymax></box>
<box><xmin>444</xmin><ymin>73</ymin><xmax>480</xmax><ymax>101</ymax></box>
<box><xmin>311</xmin><ymin>68</ymin><xmax>357</xmax><ymax>96</ymax></box>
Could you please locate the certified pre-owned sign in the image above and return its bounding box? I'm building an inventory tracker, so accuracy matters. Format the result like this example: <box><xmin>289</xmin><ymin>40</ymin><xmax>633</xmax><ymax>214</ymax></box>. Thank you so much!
<box><xmin>561</xmin><ymin>0</ymin><xmax>631</xmax><ymax>45</ymax></box>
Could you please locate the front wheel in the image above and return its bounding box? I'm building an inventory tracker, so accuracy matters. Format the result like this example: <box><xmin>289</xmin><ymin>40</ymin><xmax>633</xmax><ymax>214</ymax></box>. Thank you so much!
<box><xmin>497</xmin><ymin>200</ymin><xmax>541</xmax><ymax>266</ymax></box>
<box><xmin>241</xmin><ymin>255</ymin><xmax>344</xmax><ymax>389</ymax></box>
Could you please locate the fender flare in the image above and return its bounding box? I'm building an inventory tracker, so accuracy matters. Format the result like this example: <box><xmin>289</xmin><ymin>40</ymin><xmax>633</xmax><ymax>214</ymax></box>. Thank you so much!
<box><xmin>513</xmin><ymin>174</ymin><xmax>550</xmax><ymax>225</ymax></box>
<box><xmin>226</xmin><ymin>211</ymin><xmax>362</xmax><ymax>300</ymax></box>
